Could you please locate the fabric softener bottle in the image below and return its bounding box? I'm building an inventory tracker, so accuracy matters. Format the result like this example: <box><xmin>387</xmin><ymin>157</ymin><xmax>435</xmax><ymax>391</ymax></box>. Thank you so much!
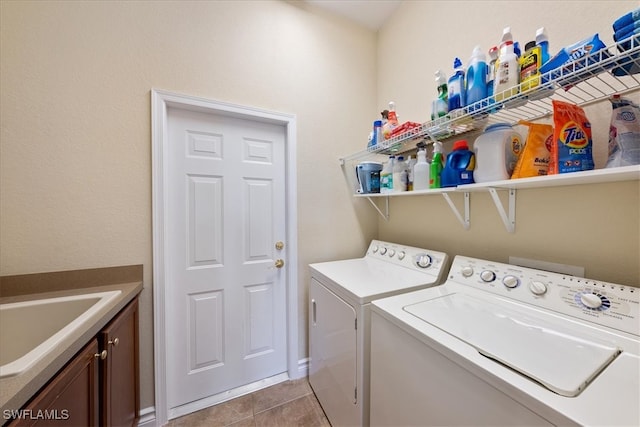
<box><xmin>466</xmin><ymin>45</ymin><xmax>488</xmax><ymax>110</ymax></box>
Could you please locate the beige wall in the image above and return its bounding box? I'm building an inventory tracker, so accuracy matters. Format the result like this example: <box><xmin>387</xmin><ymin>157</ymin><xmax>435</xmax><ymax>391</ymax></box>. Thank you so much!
<box><xmin>2</xmin><ymin>0</ymin><xmax>639</xmax><ymax>416</ymax></box>
<box><xmin>0</xmin><ymin>0</ymin><xmax>378</xmax><ymax>411</ymax></box>
<box><xmin>376</xmin><ymin>1</ymin><xmax>640</xmax><ymax>286</ymax></box>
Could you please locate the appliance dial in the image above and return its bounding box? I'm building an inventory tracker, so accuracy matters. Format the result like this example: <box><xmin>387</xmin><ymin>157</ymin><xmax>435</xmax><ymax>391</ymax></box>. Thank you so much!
<box><xmin>388</xmin><ymin>249</ymin><xmax>396</xmax><ymax>258</ymax></box>
<box><xmin>502</xmin><ymin>275</ymin><xmax>519</xmax><ymax>288</ymax></box>
<box><xmin>480</xmin><ymin>270</ymin><xmax>496</xmax><ymax>282</ymax></box>
<box><xmin>372</xmin><ymin>245</ymin><xmax>379</xmax><ymax>253</ymax></box>
<box><xmin>397</xmin><ymin>251</ymin><xmax>406</xmax><ymax>260</ymax></box>
<box><xmin>461</xmin><ymin>266</ymin><xmax>474</xmax><ymax>277</ymax></box>
<box><xmin>415</xmin><ymin>254</ymin><xmax>432</xmax><ymax>268</ymax></box>
<box><xmin>581</xmin><ymin>293</ymin><xmax>603</xmax><ymax>309</ymax></box>
<box><xmin>380</xmin><ymin>247</ymin><xmax>387</xmax><ymax>255</ymax></box>
<box><xmin>529</xmin><ymin>281</ymin><xmax>547</xmax><ymax>296</ymax></box>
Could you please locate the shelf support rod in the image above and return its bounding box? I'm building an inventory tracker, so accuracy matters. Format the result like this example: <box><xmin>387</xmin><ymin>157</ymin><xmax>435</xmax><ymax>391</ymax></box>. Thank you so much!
<box><xmin>366</xmin><ymin>196</ymin><xmax>389</xmax><ymax>221</ymax></box>
<box><xmin>488</xmin><ymin>188</ymin><xmax>516</xmax><ymax>233</ymax></box>
<box><xmin>441</xmin><ymin>192</ymin><xmax>470</xmax><ymax>230</ymax></box>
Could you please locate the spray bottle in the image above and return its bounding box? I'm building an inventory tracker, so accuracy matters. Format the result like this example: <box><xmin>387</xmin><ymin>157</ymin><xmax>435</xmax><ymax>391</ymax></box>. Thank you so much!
<box><xmin>431</xmin><ymin>70</ymin><xmax>449</xmax><ymax>120</ymax></box>
<box><xmin>429</xmin><ymin>142</ymin><xmax>444</xmax><ymax>189</ymax></box>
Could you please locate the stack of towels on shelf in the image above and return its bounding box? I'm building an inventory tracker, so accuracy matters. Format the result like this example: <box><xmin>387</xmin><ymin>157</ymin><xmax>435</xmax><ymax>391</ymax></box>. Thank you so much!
<box><xmin>612</xmin><ymin>7</ymin><xmax>640</xmax><ymax>76</ymax></box>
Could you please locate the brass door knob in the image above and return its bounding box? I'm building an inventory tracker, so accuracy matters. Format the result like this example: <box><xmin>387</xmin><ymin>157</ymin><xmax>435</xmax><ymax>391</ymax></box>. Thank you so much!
<box><xmin>275</xmin><ymin>259</ymin><xmax>285</xmax><ymax>268</ymax></box>
<box><xmin>275</xmin><ymin>241</ymin><xmax>284</xmax><ymax>250</ymax></box>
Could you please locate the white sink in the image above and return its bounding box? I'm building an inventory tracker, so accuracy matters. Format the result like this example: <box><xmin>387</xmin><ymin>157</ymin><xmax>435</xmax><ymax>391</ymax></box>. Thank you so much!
<box><xmin>0</xmin><ymin>290</ymin><xmax>121</xmax><ymax>378</ymax></box>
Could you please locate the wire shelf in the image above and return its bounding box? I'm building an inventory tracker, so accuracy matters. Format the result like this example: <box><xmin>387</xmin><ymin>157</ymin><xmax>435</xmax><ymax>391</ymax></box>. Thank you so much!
<box><xmin>340</xmin><ymin>36</ymin><xmax>640</xmax><ymax>163</ymax></box>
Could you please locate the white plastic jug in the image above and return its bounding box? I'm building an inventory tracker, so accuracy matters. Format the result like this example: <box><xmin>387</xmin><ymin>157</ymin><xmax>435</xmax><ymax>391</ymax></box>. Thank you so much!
<box><xmin>473</xmin><ymin>123</ymin><xmax>523</xmax><ymax>183</ymax></box>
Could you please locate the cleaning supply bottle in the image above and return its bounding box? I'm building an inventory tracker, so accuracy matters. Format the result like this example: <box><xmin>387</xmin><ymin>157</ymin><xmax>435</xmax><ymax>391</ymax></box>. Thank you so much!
<box><xmin>380</xmin><ymin>155</ymin><xmax>395</xmax><ymax>194</ymax></box>
<box><xmin>413</xmin><ymin>148</ymin><xmax>430</xmax><ymax>190</ymax></box>
<box><xmin>406</xmin><ymin>155</ymin><xmax>416</xmax><ymax>191</ymax></box>
<box><xmin>447</xmin><ymin>58</ymin><xmax>466</xmax><ymax>112</ymax></box>
<box><xmin>431</xmin><ymin>70</ymin><xmax>449</xmax><ymax>120</ymax></box>
<box><xmin>393</xmin><ymin>155</ymin><xmax>408</xmax><ymax>192</ymax></box>
<box><xmin>520</xmin><ymin>40</ymin><xmax>541</xmax><ymax>92</ymax></box>
<box><xmin>429</xmin><ymin>142</ymin><xmax>444</xmax><ymax>189</ymax></box>
<box><xmin>466</xmin><ymin>45</ymin><xmax>488</xmax><ymax>109</ymax></box>
<box><xmin>441</xmin><ymin>140</ymin><xmax>476</xmax><ymax>187</ymax></box>
<box><xmin>536</xmin><ymin>27</ymin><xmax>550</xmax><ymax>66</ymax></box>
<box><xmin>494</xmin><ymin>27</ymin><xmax>519</xmax><ymax>101</ymax></box>
<box><xmin>383</xmin><ymin>102</ymin><xmax>399</xmax><ymax>139</ymax></box>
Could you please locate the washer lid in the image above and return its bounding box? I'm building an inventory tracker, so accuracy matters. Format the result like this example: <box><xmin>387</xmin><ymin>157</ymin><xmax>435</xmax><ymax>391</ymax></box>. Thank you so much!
<box><xmin>403</xmin><ymin>293</ymin><xmax>621</xmax><ymax>397</ymax></box>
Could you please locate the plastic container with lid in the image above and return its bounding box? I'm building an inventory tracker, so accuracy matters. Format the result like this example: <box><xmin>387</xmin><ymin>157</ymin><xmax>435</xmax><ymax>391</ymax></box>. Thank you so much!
<box><xmin>466</xmin><ymin>45</ymin><xmax>488</xmax><ymax>109</ymax></box>
<box><xmin>441</xmin><ymin>140</ymin><xmax>475</xmax><ymax>187</ymax></box>
<box><xmin>473</xmin><ymin>123</ymin><xmax>523</xmax><ymax>183</ymax></box>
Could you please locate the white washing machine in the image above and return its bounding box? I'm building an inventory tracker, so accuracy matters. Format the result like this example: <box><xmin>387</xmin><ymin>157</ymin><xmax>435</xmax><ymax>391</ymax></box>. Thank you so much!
<box><xmin>370</xmin><ymin>255</ymin><xmax>640</xmax><ymax>426</ymax></box>
<box><xmin>309</xmin><ymin>240</ymin><xmax>448</xmax><ymax>427</ymax></box>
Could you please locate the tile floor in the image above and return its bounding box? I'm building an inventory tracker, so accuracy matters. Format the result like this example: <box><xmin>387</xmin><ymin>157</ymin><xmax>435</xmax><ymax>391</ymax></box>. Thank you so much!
<box><xmin>168</xmin><ymin>379</ymin><xmax>331</xmax><ymax>427</ymax></box>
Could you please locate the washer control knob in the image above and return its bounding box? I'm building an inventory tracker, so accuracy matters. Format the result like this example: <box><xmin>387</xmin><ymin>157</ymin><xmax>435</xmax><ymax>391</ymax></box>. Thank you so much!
<box><xmin>380</xmin><ymin>247</ymin><xmax>387</xmax><ymax>255</ymax></box>
<box><xmin>461</xmin><ymin>266</ymin><xmax>474</xmax><ymax>277</ymax></box>
<box><xmin>480</xmin><ymin>270</ymin><xmax>496</xmax><ymax>282</ymax></box>
<box><xmin>529</xmin><ymin>281</ymin><xmax>547</xmax><ymax>296</ymax></box>
<box><xmin>415</xmin><ymin>254</ymin><xmax>432</xmax><ymax>268</ymax></box>
<box><xmin>388</xmin><ymin>249</ymin><xmax>396</xmax><ymax>258</ymax></box>
<box><xmin>372</xmin><ymin>245</ymin><xmax>379</xmax><ymax>253</ymax></box>
<box><xmin>397</xmin><ymin>251</ymin><xmax>406</xmax><ymax>260</ymax></box>
<box><xmin>502</xmin><ymin>275</ymin><xmax>519</xmax><ymax>288</ymax></box>
<box><xmin>581</xmin><ymin>293</ymin><xmax>603</xmax><ymax>309</ymax></box>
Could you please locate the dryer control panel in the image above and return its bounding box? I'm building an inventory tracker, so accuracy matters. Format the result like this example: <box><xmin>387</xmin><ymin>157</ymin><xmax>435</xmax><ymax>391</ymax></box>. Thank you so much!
<box><xmin>448</xmin><ymin>255</ymin><xmax>639</xmax><ymax>336</ymax></box>
<box><xmin>366</xmin><ymin>240</ymin><xmax>448</xmax><ymax>274</ymax></box>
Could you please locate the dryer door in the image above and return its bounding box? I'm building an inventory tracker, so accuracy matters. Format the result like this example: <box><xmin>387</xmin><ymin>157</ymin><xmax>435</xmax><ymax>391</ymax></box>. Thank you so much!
<box><xmin>309</xmin><ymin>278</ymin><xmax>358</xmax><ymax>426</ymax></box>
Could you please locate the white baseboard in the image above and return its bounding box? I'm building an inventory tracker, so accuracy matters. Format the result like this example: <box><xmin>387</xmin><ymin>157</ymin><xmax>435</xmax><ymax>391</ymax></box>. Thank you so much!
<box><xmin>141</xmin><ymin>358</ymin><xmax>310</xmax><ymax>426</ymax></box>
<box><xmin>137</xmin><ymin>406</ymin><xmax>156</xmax><ymax>426</ymax></box>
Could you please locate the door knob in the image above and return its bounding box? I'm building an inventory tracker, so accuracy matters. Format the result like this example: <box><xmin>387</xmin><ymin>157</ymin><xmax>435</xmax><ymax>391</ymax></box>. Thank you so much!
<box><xmin>275</xmin><ymin>241</ymin><xmax>284</xmax><ymax>250</ymax></box>
<box><xmin>95</xmin><ymin>350</ymin><xmax>108</xmax><ymax>360</ymax></box>
<box><xmin>275</xmin><ymin>259</ymin><xmax>285</xmax><ymax>268</ymax></box>
<box><xmin>109</xmin><ymin>337</ymin><xmax>119</xmax><ymax>347</ymax></box>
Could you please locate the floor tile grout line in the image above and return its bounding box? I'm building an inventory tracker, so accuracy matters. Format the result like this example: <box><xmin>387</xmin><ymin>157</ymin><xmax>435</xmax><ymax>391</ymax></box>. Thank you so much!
<box><xmin>252</xmin><ymin>391</ymin><xmax>314</xmax><ymax>416</ymax></box>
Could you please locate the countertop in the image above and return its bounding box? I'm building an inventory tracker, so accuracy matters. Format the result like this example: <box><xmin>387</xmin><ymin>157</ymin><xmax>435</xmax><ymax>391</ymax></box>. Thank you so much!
<box><xmin>0</xmin><ymin>276</ymin><xmax>142</xmax><ymax>418</ymax></box>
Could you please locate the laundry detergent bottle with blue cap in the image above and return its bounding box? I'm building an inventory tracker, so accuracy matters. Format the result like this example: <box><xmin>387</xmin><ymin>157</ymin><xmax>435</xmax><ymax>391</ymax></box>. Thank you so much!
<box><xmin>448</xmin><ymin>58</ymin><xmax>466</xmax><ymax>112</ymax></box>
<box><xmin>441</xmin><ymin>140</ymin><xmax>475</xmax><ymax>187</ymax></box>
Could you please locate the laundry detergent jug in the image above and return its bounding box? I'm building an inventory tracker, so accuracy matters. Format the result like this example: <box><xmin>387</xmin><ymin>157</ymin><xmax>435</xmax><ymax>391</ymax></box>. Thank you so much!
<box><xmin>356</xmin><ymin>161</ymin><xmax>383</xmax><ymax>193</ymax></box>
<box><xmin>473</xmin><ymin>123</ymin><xmax>523</xmax><ymax>182</ymax></box>
<box><xmin>441</xmin><ymin>140</ymin><xmax>475</xmax><ymax>187</ymax></box>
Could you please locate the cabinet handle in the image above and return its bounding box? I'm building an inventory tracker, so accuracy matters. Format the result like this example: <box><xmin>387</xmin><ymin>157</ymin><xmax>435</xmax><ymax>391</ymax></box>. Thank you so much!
<box><xmin>95</xmin><ymin>350</ymin><xmax>108</xmax><ymax>360</ymax></box>
<box><xmin>109</xmin><ymin>337</ymin><xmax>119</xmax><ymax>347</ymax></box>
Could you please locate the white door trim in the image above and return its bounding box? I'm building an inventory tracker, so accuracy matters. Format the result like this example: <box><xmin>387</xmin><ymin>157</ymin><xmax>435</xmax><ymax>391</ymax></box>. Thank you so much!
<box><xmin>151</xmin><ymin>89</ymin><xmax>298</xmax><ymax>426</ymax></box>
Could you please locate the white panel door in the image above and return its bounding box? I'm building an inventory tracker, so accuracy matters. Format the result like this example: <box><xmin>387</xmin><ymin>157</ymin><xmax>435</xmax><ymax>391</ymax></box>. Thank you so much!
<box><xmin>166</xmin><ymin>106</ymin><xmax>287</xmax><ymax>409</ymax></box>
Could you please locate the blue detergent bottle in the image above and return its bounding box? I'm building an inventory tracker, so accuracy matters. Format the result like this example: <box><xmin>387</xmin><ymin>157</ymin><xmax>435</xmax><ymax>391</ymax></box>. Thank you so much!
<box><xmin>441</xmin><ymin>140</ymin><xmax>475</xmax><ymax>187</ymax></box>
<box><xmin>466</xmin><ymin>45</ymin><xmax>488</xmax><ymax>110</ymax></box>
<box><xmin>448</xmin><ymin>58</ymin><xmax>466</xmax><ymax>112</ymax></box>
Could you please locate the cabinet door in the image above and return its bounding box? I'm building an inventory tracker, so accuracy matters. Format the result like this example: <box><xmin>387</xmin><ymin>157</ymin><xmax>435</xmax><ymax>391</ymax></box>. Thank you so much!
<box><xmin>9</xmin><ymin>339</ymin><xmax>99</xmax><ymax>426</ymax></box>
<box><xmin>100</xmin><ymin>298</ymin><xmax>139</xmax><ymax>427</ymax></box>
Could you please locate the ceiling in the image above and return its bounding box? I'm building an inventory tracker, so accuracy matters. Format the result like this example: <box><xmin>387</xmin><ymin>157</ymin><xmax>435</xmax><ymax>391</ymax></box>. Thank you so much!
<box><xmin>305</xmin><ymin>0</ymin><xmax>402</xmax><ymax>30</ymax></box>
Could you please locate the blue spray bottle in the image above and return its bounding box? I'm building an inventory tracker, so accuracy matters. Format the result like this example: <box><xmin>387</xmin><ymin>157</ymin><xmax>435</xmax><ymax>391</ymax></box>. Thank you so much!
<box><xmin>448</xmin><ymin>58</ymin><xmax>466</xmax><ymax>112</ymax></box>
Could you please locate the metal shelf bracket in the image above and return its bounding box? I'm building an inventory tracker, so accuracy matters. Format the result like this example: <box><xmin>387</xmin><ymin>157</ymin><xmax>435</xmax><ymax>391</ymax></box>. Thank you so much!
<box><xmin>366</xmin><ymin>196</ymin><xmax>389</xmax><ymax>221</ymax></box>
<box><xmin>488</xmin><ymin>188</ymin><xmax>516</xmax><ymax>233</ymax></box>
<box><xmin>441</xmin><ymin>192</ymin><xmax>470</xmax><ymax>230</ymax></box>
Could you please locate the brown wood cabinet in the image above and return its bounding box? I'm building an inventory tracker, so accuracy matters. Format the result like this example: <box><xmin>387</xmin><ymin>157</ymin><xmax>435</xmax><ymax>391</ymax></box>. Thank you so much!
<box><xmin>8</xmin><ymin>340</ymin><xmax>100</xmax><ymax>427</ymax></box>
<box><xmin>9</xmin><ymin>297</ymin><xmax>139</xmax><ymax>427</ymax></box>
<box><xmin>99</xmin><ymin>298</ymin><xmax>139</xmax><ymax>427</ymax></box>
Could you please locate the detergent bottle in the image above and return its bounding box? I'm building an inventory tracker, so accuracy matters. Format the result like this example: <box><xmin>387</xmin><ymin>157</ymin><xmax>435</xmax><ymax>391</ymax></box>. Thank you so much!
<box><xmin>380</xmin><ymin>155</ymin><xmax>395</xmax><ymax>194</ymax></box>
<box><xmin>429</xmin><ymin>142</ymin><xmax>444</xmax><ymax>189</ymax></box>
<box><xmin>441</xmin><ymin>140</ymin><xmax>476</xmax><ymax>187</ymax></box>
<box><xmin>466</xmin><ymin>45</ymin><xmax>488</xmax><ymax>109</ymax></box>
<box><xmin>448</xmin><ymin>58</ymin><xmax>466</xmax><ymax>112</ymax></box>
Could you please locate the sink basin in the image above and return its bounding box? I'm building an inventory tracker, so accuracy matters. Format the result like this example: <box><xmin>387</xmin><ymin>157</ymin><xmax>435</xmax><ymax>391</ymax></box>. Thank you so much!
<box><xmin>0</xmin><ymin>290</ymin><xmax>121</xmax><ymax>378</ymax></box>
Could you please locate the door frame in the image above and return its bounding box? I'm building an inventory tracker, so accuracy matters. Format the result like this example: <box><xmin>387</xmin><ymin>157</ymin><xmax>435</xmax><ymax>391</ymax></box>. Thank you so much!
<box><xmin>151</xmin><ymin>89</ymin><xmax>299</xmax><ymax>425</ymax></box>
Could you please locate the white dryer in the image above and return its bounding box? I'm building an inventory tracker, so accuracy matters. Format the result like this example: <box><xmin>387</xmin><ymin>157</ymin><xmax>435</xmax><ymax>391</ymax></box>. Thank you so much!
<box><xmin>309</xmin><ymin>240</ymin><xmax>448</xmax><ymax>427</ymax></box>
<box><xmin>370</xmin><ymin>255</ymin><xmax>640</xmax><ymax>426</ymax></box>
